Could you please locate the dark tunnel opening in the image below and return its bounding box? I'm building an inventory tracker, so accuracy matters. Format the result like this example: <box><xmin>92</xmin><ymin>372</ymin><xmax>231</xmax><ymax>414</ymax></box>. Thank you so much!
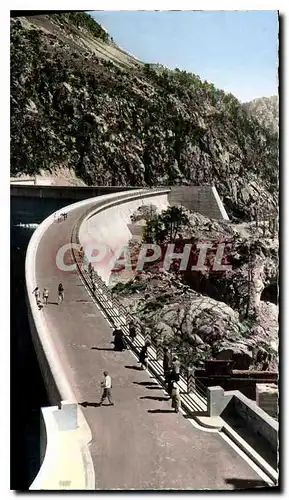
<box><xmin>261</xmin><ymin>282</ymin><xmax>278</xmax><ymax>305</ymax></box>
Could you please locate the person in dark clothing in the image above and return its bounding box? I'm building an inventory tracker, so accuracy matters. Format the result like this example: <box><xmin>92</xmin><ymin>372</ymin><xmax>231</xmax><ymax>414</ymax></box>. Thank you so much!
<box><xmin>172</xmin><ymin>355</ymin><xmax>181</xmax><ymax>382</ymax></box>
<box><xmin>139</xmin><ymin>341</ymin><xmax>151</xmax><ymax>369</ymax></box>
<box><xmin>167</xmin><ymin>369</ymin><xmax>175</xmax><ymax>398</ymax></box>
<box><xmin>58</xmin><ymin>283</ymin><xmax>64</xmax><ymax>304</ymax></box>
<box><xmin>32</xmin><ymin>286</ymin><xmax>40</xmax><ymax>301</ymax></box>
<box><xmin>112</xmin><ymin>328</ymin><xmax>126</xmax><ymax>351</ymax></box>
<box><xmin>163</xmin><ymin>347</ymin><xmax>172</xmax><ymax>384</ymax></box>
<box><xmin>112</xmin><ymin>327</ymin><xmax>123</xmax><ymax>337</ymax></box>
<box><xmin>128</xmin><ymin>320</ymin><xmax>137</xmax><ymax>342</ymax></box>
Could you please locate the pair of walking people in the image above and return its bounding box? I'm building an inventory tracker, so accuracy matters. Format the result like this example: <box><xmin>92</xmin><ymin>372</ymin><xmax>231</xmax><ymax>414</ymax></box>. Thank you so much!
<box><xmin>32</xmin><ymin>283</ymin><xmax>64</xmax><ymax>306</ymax></box>
<box><xmin>32</xmin><ymin>286</ymin><xmax>49</xmax><ymax>308</ymax></box>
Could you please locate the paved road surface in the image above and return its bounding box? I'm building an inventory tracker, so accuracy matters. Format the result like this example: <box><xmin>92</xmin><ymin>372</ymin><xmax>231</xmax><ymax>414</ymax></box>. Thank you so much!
<box><xmin>34</xmin><ymin>203</ymin><xmax>267</xmax><ymax>490</ymax></box>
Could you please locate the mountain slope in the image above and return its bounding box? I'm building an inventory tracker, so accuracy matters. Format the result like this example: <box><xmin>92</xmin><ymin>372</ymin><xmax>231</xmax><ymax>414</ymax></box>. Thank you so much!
<box><xmin>10</xmin><ymin>13</ymin><xmax>278</xmax><ymax>222</ymax></box>
<box><xmin>243</xmin><ymin>95</ymin><xmax>278</xmax><ymax>135</ymax></box>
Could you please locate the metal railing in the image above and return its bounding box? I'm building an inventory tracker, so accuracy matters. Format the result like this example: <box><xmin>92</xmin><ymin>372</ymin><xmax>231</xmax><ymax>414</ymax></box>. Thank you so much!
<box><xmin>70</xmin><ymin>189</ymin><xmax>208</xmax><ymax>411</ymax></box>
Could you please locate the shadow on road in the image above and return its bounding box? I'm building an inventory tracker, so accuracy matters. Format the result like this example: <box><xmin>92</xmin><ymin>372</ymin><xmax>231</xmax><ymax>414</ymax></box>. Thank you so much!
<box><xmin>91</xmin><ymin>347</ymin><xmax>114</xmax><ymax>351</ymax></box>
<box><xmin>147</xmin><ymin>409</ymin><xmax>174</xmax><ymax>414</ymax></box>
<box><xmin>133</xmin><ymin>381</ymin><xmax>159</xmax><ymax>387</ymax></box>
<box><xmin>224</xmin><ymin>478</ymin><xmax>273</xmax><ymax>490</ymax></box>
<box><xmin>79</xmin><ymin>401</ymin><xmax>100</xmax><ymax>408</ymax></box>
<box><xmin>125</xmin><ymin>365</ymin><xmax>142</xmax><ymax>371</ymax></box>
<box><xmin>47</xmin><ymin>301</ymin><xmax>58</xmax><ymax>305</ymax></box>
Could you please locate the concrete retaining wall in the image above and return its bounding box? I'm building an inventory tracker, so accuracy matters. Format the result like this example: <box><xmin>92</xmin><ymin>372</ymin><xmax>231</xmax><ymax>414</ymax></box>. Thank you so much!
<box><xmin>232</xmin><ymin>392</ymin><xmax>278</xmax><ymax>450</ymax></box>
<box><xmin>207</xmin><ymin>386</ymin><xmax>278</xmax><ymax>452</ymax></box>
<box><xmin>11</xmin><ymin>185</ymin><xmax>229</xmax><ymax>221</ymax></box>
<box><xmin>168</xmin><ymin>186</ymin><xmax>229</xmax><ymax>220</ymax></box>
<box><xmin>79</xmin><ymin>190</ymin><xmax>170</xmax><ymax>283</ymax></box>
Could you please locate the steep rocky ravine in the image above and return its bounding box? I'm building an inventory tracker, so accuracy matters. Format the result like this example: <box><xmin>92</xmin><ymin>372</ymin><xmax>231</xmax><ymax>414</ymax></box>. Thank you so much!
<box><xmin>111</xmin><ymin>205</ymin><xmax>278</xmax><ymax>371</ymax></box>
<box><xmin>11</xmin><ymin>13</ymin><xmax>278</xmax><ymax>222</ymax></box>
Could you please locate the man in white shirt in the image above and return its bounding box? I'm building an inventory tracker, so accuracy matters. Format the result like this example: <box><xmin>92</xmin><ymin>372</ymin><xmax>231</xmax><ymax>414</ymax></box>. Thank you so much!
<box><xmin>99</xmin><ymin>371</ymin><xmax>114</xmax><ymax>406</ymax></box>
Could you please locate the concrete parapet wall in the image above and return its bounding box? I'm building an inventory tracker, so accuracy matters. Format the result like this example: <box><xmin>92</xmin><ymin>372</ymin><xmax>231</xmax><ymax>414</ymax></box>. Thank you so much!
<box><xmin>207</xmin><ymin>386</ymin><xmax>233</xmax><ymax>417</ymax></box>
<box><xmin>231</xmin><ymin>391</ymin><xmax>278</xmax><ymax>451</ymax></box>
<box><xmin>30</xmin><ymin>402</ymin><xmax>94</xmax><ymax>490</ymax></box>
<box><xmin>207</xmin><ymin>386</ymin><xmax>278</xmax><ymax>452</ymax></box>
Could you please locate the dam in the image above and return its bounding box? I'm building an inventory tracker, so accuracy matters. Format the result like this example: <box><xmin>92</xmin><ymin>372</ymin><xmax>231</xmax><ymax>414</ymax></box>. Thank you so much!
<box><xmin>11</xmin><ymin>185</ymin><xmax>277</xmax><ymax>490</ymax></box>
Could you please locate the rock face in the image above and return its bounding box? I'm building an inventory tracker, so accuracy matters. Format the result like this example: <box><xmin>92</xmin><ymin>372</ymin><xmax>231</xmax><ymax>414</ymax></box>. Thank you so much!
<box><xmin>111</xmin><ymin>206</ymin><xmax>278</xmax><ymax>370</ymax></box>
<box><xmin>11</xmin><ymin>13</ymin><xmax>278</xmax><ymax>222</ymax></box>
<box><xmin>243</xmin><ymin>96</ymin><xmax>279</xmax><ymax>135</ymax></box>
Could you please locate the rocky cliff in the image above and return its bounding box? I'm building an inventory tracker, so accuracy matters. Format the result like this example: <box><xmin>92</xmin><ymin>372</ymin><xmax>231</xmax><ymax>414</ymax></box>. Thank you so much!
<box><xmin>11</xmin><ymin>13</ymin><xmax>278</xmax><ymax>222</ymax></box>
<box><xmin>243</xmin><ymin>95</ymin><xmax>279</xmax><ymax>135</ymax></box>
<box><xmin>111</xmin><ymin>205</ymin><xmax>278</xmax><ymax>371</ymax></box>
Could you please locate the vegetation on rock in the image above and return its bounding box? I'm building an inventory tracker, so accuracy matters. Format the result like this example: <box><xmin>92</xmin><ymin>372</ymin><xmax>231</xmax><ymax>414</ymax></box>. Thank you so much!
<box><xmin>11</xmin><ymin>14</ymin><xmax>278</xmax><ymax>222</ymax></box>
<box><xmin>112</xmin><ymin>204</ymin><xmax>278</xmax><ymax>370</ymax></box>
<box><xmin>243</xmin><ymin>95</ymin><xmax>279</xmax><ymax>135</ymax></box>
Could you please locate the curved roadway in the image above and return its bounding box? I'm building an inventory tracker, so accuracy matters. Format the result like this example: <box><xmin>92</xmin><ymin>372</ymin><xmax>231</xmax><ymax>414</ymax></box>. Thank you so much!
<box><xmin>34</xmin><ymin>200</ymin><xmax>267</xmax><ymax>490</ymax></box>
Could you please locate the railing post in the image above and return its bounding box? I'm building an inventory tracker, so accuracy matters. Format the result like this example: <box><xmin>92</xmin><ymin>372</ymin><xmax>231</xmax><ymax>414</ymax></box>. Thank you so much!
<box><xmin>145</xmin><ymin>329</ymin><xmax>151</xmax><ymax>344</ymax></box>
<box><xmin>156</xmin><ymin>343</ymin><xmax>163</xmax><ymax>361</ymax></box>
<box><xmin>187</xmin><ymin>367</ymin><xmax>195</xmax><ymax>394</ymax></box>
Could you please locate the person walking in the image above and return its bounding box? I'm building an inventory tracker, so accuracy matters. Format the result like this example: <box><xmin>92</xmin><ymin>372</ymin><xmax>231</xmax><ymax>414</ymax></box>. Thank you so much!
<box><xmin>32</xmin><ymin>286</ymin><xmax>40</xmax><ymax>302</ymax></box>
<box><xmin>36</xmin><ymin>297</ymin><xmax>44</xmax><ymax>311</ymax></box>
<box><xmin>113</xmin><ymin>329</ymin><xmax>126</xmax><ymax>351</ymax></box>
<box><xmin>172</xmin><ymin>355</ymin><xmax>181</xmax><ymax>382</ymax></box>
<box><xmin>57</xmin><ymin>283</ymin><xmax>64</xmax><ymax>304</ymax></box>
<box><xmin>128</xmin><ymin>320</ymin><xmax>137</xmax><ymax>343</ymax></box>
<box><xmin>43</xmin><ymin>288</ymin><xmax>49</xmax><ymax>305</ymax></box>
<box><xmin>163</xmin><ymin>347</ymin><xmax>172</xmax><ymax>384</ymax></box>
<box><xmin>99</xmin><ymin>371</ymin><xmax>114</xmax><ymax>406</ymax></box>
<box><xmin>139</xmin><ymin>341</ymin><xmax>150</xmax><ymax>370</ymax></box>
<box><xmin>167</xmin><ymin>369</ymin><xmax>175</xmax><ymax>398</ymax></box>
<box><xmin>171</xmin><ymin>381</ymin><xmax>180</xmax><ymax>413</ymax></box>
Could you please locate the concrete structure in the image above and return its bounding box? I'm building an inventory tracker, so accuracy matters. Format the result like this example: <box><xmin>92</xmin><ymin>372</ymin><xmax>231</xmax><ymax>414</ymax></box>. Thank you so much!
<box><xmin>25</xmin><ymin>188</ymin><xmax>276</xmax><ymax>490</ymax></box>
<box><xmin>207</xmin><ymin>386</ymin><xmax>278</xmax><ymax>450</ymax></box>
<box><xmin>207</xmin><ymin>387</ymin><xmax>278</xmax><ymax>484</ymax></box>
<box><xmin>168</xmin><ymin>185</ymin><xmax>229</xmax><ymax>220</ymax></box>
<box><xmin>78</xmin><ymin>189</ymin><xmax>170</xmax><ymax>283</ymax></box>
<box><xmin>11</xmin><ymin>184</ymin><xmax>229</xmax><ymax>220</ymax></box>
<box><xmin>10</xmin><ymin>176</ymin><xmax>53</xmax><ymax>186</ymax></box>
<box><xmin>30</xmin><ymin>402</ymin><xmax>94</xmax><ymax>490</ymax></box>
<box><xmin>256</xmin><ymin>384</ymin><xmax>278</xmax><ymax>419</ymax></box>
<box><xmin>195</xmin><ymin>369</ymin><xmax>278</xmax><ymax>400</ymax></box>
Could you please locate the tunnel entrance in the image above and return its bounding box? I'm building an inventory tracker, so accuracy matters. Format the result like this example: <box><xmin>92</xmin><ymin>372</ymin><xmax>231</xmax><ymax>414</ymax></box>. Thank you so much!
<box><xmin>261</xmin><ymin>282</ymin><xmax>278</xmax><ymax>304</ymax></box>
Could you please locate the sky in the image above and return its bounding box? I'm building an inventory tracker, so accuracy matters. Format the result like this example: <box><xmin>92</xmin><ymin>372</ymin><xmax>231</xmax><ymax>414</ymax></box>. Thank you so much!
<box><xmin>90</xmin><ymin>10</ymin><xmax>278</xmax><ymax>102</ymax></box>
